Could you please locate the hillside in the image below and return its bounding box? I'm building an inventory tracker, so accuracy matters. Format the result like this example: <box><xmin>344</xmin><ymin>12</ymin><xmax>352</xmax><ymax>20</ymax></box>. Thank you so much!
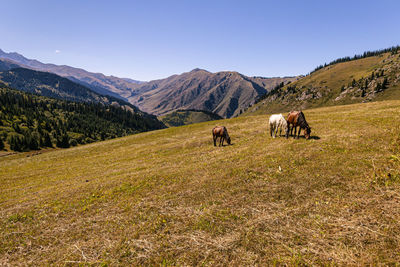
<box><xmin>0</xmin><ymin>49</ymin><xmax>140</xmax><ymax>100</ymax></box>
<box><xmin>0</xmin><ymin>58</ymin><xmax>22</xmax><ymax>71</ymax></box>
<box><xmin>1</xmin><ymin>100</ymin><xmax>400</xmax><ymax>265</ymax></box>
<box><xmin>129</xmin><ymin>68</ymin><xmax>297</xmax><ymax>118</ymax></box>
<box><xmin>0</xmin><ymin>85</ymin><xmax>165</xmax><ymax>152</ymax></box>
<box><xmin>244</xmin><ymin>49</ymin><xmax>400</xmax><ymax>115</ymax></box>
<box><xmin>159</xmin><ymin>109</ymin><xmax>222</xmax><ymax>127</ymax></box>
<box><xmin>0</xmin><ymin>66</ymin><xmax>141</xmax><ymax>112</ymax></box>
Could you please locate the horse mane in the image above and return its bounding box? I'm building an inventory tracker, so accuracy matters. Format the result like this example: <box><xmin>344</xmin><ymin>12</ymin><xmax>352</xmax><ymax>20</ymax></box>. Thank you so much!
<box><xmin>297</xmin><ymin>111</ymin><xmax>309</xmax><ymax>129</ymax></box>
<box><xmin>223</xmin><ymin>126</ymin><xmax>230</xmax><ymax>138</ymax></box>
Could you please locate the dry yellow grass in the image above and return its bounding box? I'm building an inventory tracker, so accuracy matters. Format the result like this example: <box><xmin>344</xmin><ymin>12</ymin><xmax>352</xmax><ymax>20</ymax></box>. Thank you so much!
<box><xmin>1</xmin><ymin>100</ymin><xmax>400</xmax><ymax>265</ymax></box>
<box><xmin>247</xmin><ymin>52</ymin><xmax>400</xmax><ymax>115</ymax></box>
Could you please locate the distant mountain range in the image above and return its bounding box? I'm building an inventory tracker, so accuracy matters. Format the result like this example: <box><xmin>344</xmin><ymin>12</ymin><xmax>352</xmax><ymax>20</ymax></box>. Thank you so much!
<box><xmin>0</xmin><ymin>49</ymin><xmax>298</xmax><ymax>118</ymax></box>
<box><xmin>0</xmin><ymin>65</ymin><xmax>140</xmax><ymax>112</ymax></box>
<box><xmin>128</xmin><ymin>69</ymin><xmax>298</xmax><ymax>118</ymax></box>
<box><xmin>2</xmin><ymin>46</ymin><xmax>399</xmax><ymax>127</ymax></box>
<box><xmin>0</xmin><ymin>49</ymin><xmax>141</xmax><ymax>100</ymax></box>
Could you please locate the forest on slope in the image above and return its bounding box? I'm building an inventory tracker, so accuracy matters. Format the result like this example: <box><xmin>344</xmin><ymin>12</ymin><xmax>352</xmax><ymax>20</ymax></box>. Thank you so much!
<box><xmin>0</xmin><ymin>85</ymin><xmax>165</xmax><ymax>152</ymax></box>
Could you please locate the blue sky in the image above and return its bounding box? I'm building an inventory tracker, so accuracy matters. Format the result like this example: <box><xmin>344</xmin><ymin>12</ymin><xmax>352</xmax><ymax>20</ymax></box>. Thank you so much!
<box><xmin>1</xmin><ymin>0</ymin><xmax>399</xmax><ymax>81</ymax></box>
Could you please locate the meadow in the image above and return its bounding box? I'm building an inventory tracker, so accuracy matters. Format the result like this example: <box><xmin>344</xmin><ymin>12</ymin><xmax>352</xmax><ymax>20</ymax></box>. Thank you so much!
<box><xmin>1</xmin><ymin>100</ymin><xmax>400</xmax><ymax>265</ymax></box>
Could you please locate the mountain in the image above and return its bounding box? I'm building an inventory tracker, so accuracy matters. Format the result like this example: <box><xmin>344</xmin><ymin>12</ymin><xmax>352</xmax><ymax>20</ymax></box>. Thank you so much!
<box><xmin>0</xmin><ymin>49</ymin><xmax>299</xmax><ymax>118</ymax></box>
<box><xmin>1</xmin><ymin>49</ymin><xmax>309</xmax><ymax>118</ymax></box>
<box><xmin>159</xmin><ymin>109</ymin><xmax>223</xmax><ymax>127</ymax></box>
<box><xmin>0</xmin><ymin>58</ymin><xmax>23</xmax><ymax>71</ymax></box>
<box><xmin>243</xmin><ymin>46</ymin><xmax>400</xmax><ymax>115</ymax></box>
<box><xmin>0</xmin><ymin>48</ymin><xmax>141</xmax><ymax>100</ymax></box>
<box><xmin>0</xmin><ymin>65</ymin><xmax>142</xmax><ymax>113</ymax></box>
<box><xmin>128</xmin><ymin>68</ymin><xmax>298</xmax><ymax>118</ymax></box>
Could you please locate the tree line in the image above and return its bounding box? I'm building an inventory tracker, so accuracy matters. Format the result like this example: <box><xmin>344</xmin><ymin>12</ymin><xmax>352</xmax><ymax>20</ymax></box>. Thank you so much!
<box><xmin>0</xmin><ymin>86</ymin><xmax>164</xmax><ymax>152</ymax></box>
<box><xmin>310</xmin><ymin>45</ymin><xmax>400</xmax><ymax>74</ymax></box>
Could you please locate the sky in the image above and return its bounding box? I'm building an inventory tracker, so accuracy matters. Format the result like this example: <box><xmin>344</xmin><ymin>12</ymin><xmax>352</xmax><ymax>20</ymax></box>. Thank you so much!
<box><xmin>1</xmin><ymin>0</ymin><xmax>400</xmax><ymax>81</ymax></box>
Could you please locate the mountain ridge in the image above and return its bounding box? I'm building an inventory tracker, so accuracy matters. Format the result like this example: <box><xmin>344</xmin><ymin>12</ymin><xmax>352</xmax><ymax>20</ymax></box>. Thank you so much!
<box><xmin>0</xmin><ymin>49</ymin><xmax>299</xmax><ymax>118</ymax></box>
<box><xmin>0</xmin><ymin>65</ymin><xmax>139</xmax><ymax>113</ymax></box>
<box><xmin>0</xmin><ymin>49</ymin><xmax>142</xmax><ymax>100</ymax></box>
<box><xmin>129</xmin><ymin>68</ymin><xmax>298</xmax><ymax>118</ymax></box>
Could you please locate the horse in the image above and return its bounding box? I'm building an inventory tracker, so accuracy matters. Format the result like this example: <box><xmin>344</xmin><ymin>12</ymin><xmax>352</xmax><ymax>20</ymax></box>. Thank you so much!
<box><xmin>286</xmin><ymin>111</ymin><xmax>311</xmax><ymax>139</ymax></box>
<box><xmin>269</xmin><ymin>114</ymin><xmax>288</xmax><ymax>138</ymax></box>
<box><xmin>212</xmin><ymin>126</ymin><xmax>231</xmax><ymax>146</ymax></box>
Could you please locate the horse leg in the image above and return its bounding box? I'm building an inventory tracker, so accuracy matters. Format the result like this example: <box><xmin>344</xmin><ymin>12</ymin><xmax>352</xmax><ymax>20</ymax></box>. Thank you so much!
<box><xmin>286</xmin><ymin>125</ymin><xmax>290</xmax><ymax>139</ymax></box>
<box><xmin>297</xmin><ymin>128</ymin><xmax>301</xmax><ymax>139</ymax></box>
<box><xmin>220</xmin><ymin>136</ymin><xmax>224</xmax><ymax>146</ymax></box>
<box><xmin>275</xmin><ymin>126</ymin><xmax>279</xmax><ymax>138</ymax></box>
<box><xmin>270</xmin><ymin>125</ymin><xmax>273</xmax><ymax>137</ymax></box>
<box><xmin>279</xmin><ymin>126</ymin><xmax>282</xmax><ymax>137</ymax></box>
<box><xmin>293</xmin><ymin>126</ymin><xmax>297</xmax><ymax>139</ymax></box>
<box><xmin>213</xmin><ymin>135</ymin><xmax>216</xmax><ymax>146</ymax></box>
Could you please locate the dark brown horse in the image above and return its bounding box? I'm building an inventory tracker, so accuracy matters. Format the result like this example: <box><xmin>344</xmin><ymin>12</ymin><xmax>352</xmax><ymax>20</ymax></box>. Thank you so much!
<box><xmin>286</xmin><ymin>111</ymin><xmax>311</xmax><ymax>139</ymax></box>
<box><xmin>212</xmin><ymin>126</ymin><xmax>231</xmax><ymax>146</ymax></box>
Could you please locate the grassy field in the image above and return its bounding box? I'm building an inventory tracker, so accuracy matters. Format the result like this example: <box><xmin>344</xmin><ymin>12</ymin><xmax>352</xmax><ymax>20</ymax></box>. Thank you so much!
<box><xmin>159</xmin><ymin>110</ymin><xmax>222</xmax><ymax>127</ymax></box>
<box><xmin>1</xmin><ymin>100</ymin><xmax>400</xmax><ymax>265</ymax></box>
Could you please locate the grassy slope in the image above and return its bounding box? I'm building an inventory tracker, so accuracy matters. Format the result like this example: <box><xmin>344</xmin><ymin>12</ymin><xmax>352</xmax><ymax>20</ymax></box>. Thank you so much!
<box><xmin>1</xmin><ymin>100</ymin><xmax>400</xmax><ymax>265</ymax></box>
<box><xmin>246</xmin><ymin>52</ymin><xmax>400</xmax><ymax>115</ymax></box>
<box><xmin>159</xmin><ymin>110</ymin><xmax>222</xmax><ymax>127</ymax></box>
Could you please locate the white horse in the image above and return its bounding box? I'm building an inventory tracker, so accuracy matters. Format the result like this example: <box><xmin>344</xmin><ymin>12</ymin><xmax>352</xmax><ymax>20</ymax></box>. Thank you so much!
<box><xmin>269</xmin><ymin>114</ymin><xmax>288</xmax><ymax>138</ymax></box>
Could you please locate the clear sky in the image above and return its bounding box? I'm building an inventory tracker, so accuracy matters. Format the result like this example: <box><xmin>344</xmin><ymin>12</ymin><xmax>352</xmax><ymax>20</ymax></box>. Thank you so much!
<box><xmin>1</xmin><ymin>0</ymin><xmax>399</xmax><ymax>81</ymax></box>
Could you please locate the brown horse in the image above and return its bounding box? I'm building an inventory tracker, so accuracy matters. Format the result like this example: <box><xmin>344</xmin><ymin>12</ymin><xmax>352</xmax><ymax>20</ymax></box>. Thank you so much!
<box><xmin>286</xmin><ymin>111</ymin><xmax>311</xmax><ymax>139</ymax></box>
<box><xmin>212</xmin><ymin>126</ymin><xmax>231</xmax><ymax>146</ymax></box>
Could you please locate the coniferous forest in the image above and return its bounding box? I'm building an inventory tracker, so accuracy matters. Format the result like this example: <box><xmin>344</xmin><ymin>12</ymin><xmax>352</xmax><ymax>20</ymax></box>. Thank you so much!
<box><xmin>0</xmin><ymin>85</ymin><xmax>165</xmax><ymax>152</ymax></box>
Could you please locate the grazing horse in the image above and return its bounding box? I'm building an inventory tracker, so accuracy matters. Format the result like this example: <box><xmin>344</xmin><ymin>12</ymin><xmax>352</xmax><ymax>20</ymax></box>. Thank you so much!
<box><xmin>286</xmin><ymin>111</ymin><xmax>311</xmax><ymax>139</ymax></box>
<box><xmin>269</xmin><ymin>114</ymin><xmax>288</xmax><ymax>138</ymax></box>
<box><xmin>212</xmin><ymin>126</ymin><xmax>231</xmax><ymax>146</ymax></box>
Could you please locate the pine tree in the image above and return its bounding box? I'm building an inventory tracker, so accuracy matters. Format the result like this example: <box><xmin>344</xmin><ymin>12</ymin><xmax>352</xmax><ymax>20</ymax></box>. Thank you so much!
<box><xmin>0</xmin><ymin>138</ymin><xmax>4</xmax><ymax>150</ymax></box>
<box><xmin>8</xmin><ymin>134</ymin><xmax>23</xmax><ymax>152</ymax></box>
<box><xmin>57</xmin><ymin>134</ymin><xmax>70</xmax><ymax>148</ymax></box>
<box><xmin>28</xmin><ymin>132</ymin><xmax>40</xmax><ymax>150</ymax></box>
<box><xmin>43</xmin><ymin>132</ymin><xmax>53</xmax><ymax>147</ymax></box>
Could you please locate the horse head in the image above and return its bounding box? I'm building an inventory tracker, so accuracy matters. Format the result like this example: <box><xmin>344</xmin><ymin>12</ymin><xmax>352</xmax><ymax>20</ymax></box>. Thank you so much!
<box><xmin>304</xmin><ymin>126</ymin><xmax>311</xmax><ymax>140</ymax></box>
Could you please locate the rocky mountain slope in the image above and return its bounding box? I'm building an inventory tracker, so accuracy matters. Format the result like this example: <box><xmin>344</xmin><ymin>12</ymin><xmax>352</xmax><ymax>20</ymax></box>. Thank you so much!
<box><xmin>244</xmin><ymin>47</ymin><xmax>400</xmax><ymax>115</ymax></box>
<box><xmin>129</xmin><ymin>69</ymin><xmax>297</xmax><ymax>118</ymax></box>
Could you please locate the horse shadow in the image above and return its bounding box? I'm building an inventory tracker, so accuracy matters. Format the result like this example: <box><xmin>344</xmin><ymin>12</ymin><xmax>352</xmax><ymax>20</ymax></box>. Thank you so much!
<box><xmin>288</xmin><ymin>135</ymin><xmax>321</xmax><ymax>140</ymax></box>
<box><xmin>220</xmin><ymin>143</ymin><xmax>234</xmax><ymax>147</ymax></box>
